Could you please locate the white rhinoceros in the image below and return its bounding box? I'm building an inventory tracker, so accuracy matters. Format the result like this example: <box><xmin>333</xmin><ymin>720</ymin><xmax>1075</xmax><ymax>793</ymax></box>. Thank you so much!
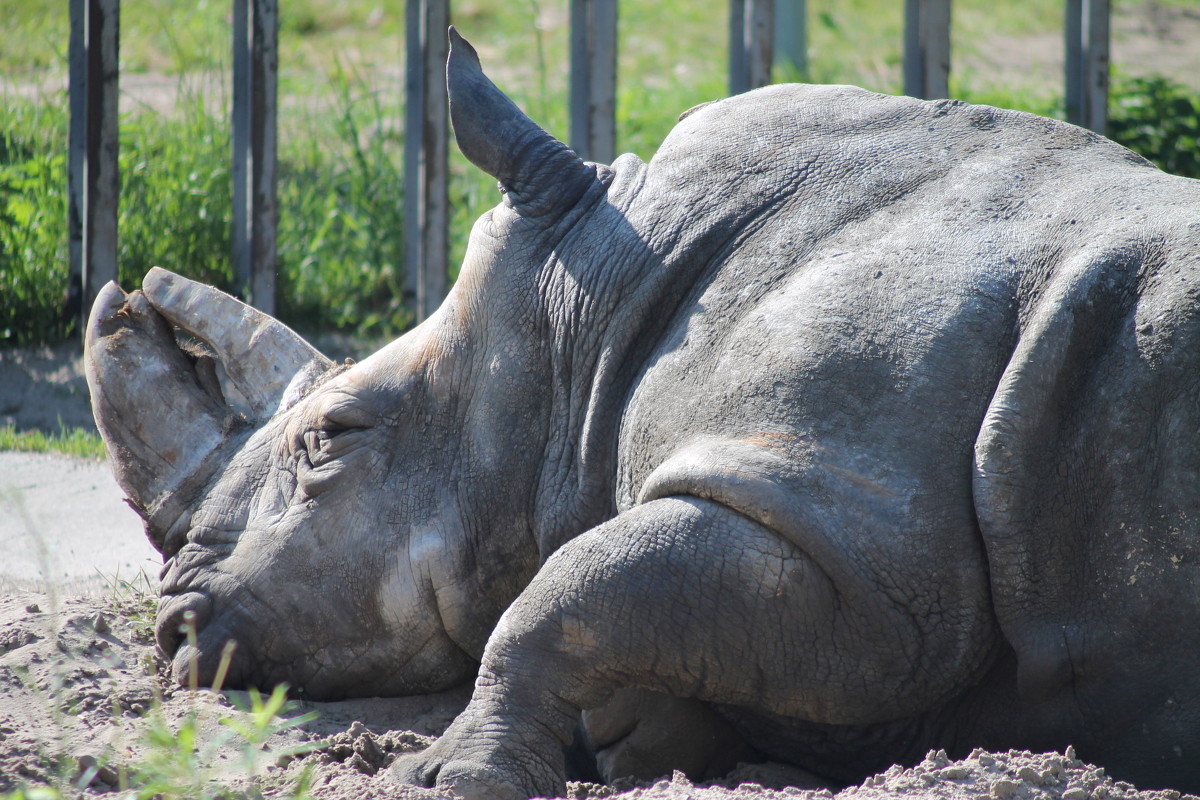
<box><xmin>86</xmin><ymin>28</ymin><xmax>1200</xmax><ymax>800</ymax></box>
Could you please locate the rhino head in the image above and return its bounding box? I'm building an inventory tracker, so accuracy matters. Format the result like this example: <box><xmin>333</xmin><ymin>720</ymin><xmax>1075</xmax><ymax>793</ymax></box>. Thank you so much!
<box><xmin>85</xmin><ymin>30</ymin><xmax>611</xmax><ymax>699</ymax></box>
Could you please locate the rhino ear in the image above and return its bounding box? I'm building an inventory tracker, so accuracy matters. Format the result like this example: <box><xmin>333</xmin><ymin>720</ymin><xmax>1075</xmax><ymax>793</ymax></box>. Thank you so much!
<box><xmin>446</xmin><ymin>27</ymin><xmax>598</xmax><ymax>217</ymax></box>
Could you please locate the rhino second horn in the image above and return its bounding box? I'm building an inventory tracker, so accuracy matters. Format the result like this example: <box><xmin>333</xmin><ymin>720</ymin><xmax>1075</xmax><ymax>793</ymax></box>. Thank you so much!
<box><xmin>446</xmin><ymin>26</ymin><xmax>598</xmax><ymax>218</ymax></box>
<box><xmin>141</xmin><ymin>267</ymin><xmax>333</xmax><ymax>422</ymax></box>
<box><xmin>85</xmin><ymin>282</ymin><xmax>242</xmax><ymax>553</ymax></box>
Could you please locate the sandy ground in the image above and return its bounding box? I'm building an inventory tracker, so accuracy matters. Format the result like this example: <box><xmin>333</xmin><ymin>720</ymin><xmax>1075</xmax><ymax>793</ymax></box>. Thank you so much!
<box><xmin>0</xmin><ymin>452</ymin><xmax>157</xmax><ymax>596</ymax></box>
<box><xmin>1</xmin><ymin>342</ymin><xmax>159</xmax><ymax>596</ymax></box>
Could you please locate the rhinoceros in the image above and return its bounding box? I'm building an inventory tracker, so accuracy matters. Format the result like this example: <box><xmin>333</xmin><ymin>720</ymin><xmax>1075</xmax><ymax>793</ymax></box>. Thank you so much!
<box><xmin>85</xmin><ymin>28</ymin><xmax>1200</xmax><ymax>800</ymax></box>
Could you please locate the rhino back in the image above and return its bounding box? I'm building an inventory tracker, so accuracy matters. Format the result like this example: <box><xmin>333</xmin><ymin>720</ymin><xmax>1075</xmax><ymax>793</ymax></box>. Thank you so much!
<box><xmin>614</xmin><ymin>83</ymin><xmax>1149</xmax><ymax>543</ymax></box>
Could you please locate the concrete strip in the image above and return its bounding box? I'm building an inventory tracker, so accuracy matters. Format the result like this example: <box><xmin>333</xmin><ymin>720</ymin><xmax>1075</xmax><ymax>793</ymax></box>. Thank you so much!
<box><xmin>0</xmin><ymin>452</ymin><xmax>160</xmax><ymax>595</ymax></box>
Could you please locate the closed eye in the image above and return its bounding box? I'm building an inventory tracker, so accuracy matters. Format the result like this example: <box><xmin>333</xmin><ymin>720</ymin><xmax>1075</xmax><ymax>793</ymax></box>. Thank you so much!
<box><xmin>302</xmin><ymin>425</ymin><xmax>369</xmax><ymax>467</ymax></box>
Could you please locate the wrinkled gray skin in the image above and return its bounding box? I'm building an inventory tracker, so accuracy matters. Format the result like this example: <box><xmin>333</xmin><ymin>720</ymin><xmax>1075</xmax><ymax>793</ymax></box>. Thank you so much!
<box><xmin>86</xmin><ymin>29</ymin><xmax>1200</xmax><ymax>800</ymax></box>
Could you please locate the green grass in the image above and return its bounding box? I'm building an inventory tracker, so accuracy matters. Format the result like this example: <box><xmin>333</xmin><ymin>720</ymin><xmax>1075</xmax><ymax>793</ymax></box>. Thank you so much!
<box><xmin>99</xmin><ymin>566</ymin><xmax>160</xmax><ymax>644</ymax></box>
<box><xmin>0</xmin><ymin>422</ymin><xmax>106</xmax><ymax>459</ymax></box>
<box><xmin>1</xmin><ymin>67</ymin><xmax>411</xmax><ymax>345</ymax></box>
<box><xmin>1</xmin><ymin>0</ymin><xmax>1199</xmax><ymax>347</ymax></box>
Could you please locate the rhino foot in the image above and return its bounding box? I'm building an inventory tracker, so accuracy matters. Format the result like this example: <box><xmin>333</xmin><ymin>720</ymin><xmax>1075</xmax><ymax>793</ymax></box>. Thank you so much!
<box><xmin>389</xmin><ymin>718</ymin><xmax>565</xmax><ymax>800</ymax></box>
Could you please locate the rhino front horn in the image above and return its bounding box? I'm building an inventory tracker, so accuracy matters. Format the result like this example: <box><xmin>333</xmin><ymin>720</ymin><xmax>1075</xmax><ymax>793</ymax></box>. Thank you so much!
<box><xmin>85</xmin><ymin>270</ymin><xmax>333</xmax><ymax>553</ymax></box>
<box><xmin>85</xmin><ymin>281</ymin><xmax>240</xmax><ymax>553</ymax></box>
<box><xmin>140</xmin><ymin>268</ymin><xmax>333</xmax><ymax>420</ymax></box>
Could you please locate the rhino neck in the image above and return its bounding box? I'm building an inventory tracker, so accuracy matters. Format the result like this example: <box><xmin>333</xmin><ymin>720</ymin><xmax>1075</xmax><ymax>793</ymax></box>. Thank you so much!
<box><xmin>526</xmin><ymin>153</ymin><xmax>746</xmax><ymax>558</ymax></box>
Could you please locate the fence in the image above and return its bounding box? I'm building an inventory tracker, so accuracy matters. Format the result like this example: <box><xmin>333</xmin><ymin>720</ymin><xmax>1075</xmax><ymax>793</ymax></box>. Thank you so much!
<box><xmin>68</xmin><ymin>0</ymin><xmax>280</xmax><ymax>319</ymax></box>
<box><xmin>67</xmin><ymin>0</ymin><xmax>1112</xmax><ymax>329</ymax></box>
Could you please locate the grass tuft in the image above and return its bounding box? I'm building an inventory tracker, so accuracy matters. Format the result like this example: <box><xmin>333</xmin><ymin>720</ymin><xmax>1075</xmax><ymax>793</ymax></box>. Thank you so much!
<box><xmin>0</xmin><ymin>422</ymin><xmax>106</xmax><ymax>460</ymax></box>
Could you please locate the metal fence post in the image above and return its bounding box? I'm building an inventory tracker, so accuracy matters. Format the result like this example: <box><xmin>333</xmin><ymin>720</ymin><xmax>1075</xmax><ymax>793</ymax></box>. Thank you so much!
<box><xmin>1065</xmin><ymin>0</ymin><xmax>1110</xmax><ymax>133</ymax></box>
<box><xmin>569</xmin><ymin>0</ymin><xmax>617</xmax><ymax>164</ymax></box>
<box><xmin>903</xmin><ymin>0</ymin><xmax>951</xmax><ymax>99</ymax></box>
<box><xmin>232</xmin><ymin>0</ymin><xmax>278</xmax><ymax>315</ymax></box>
<box><xmin>729</xmin><ymin>0</ymin><xmax>774</xmax><ymax>95</ymax></box>
<box><xmin>403</xmin><ymin>0</ymin><xmax>450</xmax><ymax>322</ymax></box>
<box><xmin>68</xmin><ymin>0</ymin><xmax>120</xmax><ymax>332</ymax></box>
<box><xmin>774</xmin><ymin>0</ymin><xmax>807</xmax><ymax>78</ymax></box>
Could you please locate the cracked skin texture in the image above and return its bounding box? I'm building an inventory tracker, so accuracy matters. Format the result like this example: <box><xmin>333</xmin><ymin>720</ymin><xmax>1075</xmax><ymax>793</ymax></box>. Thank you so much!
<box><xmin>87</xmin><ymin>30</ymin><xmax>1200</xmax><ymax>800</ymax></box>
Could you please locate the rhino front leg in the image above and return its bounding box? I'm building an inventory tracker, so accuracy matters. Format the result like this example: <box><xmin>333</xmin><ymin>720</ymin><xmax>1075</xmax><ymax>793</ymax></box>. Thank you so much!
<box><xmin>392</xmin><ymin>495</ymin><xmax>990</xmax><ymax>799</ymax></box>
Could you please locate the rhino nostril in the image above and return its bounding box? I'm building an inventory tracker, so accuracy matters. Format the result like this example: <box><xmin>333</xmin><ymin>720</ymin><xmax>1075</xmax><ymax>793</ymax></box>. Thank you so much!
<box><xmin>155</xmin><ymin>592</ymin><xmax>213</xmax><ymax>656</ymax></box>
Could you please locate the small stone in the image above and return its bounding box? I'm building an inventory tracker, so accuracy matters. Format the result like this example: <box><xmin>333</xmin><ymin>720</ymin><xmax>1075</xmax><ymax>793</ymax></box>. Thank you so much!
<box><xmin>1065</xmin><ymin>745</ymin><xmax>1077</xmax><ymax>761</ymax></box>
<box><xmin>347</xmin><ymin>720</ymin><xmax>369</xmax><ymax>739</ymax></box>
<box><xmin>1063</xmin><ymin>788</ymin><xmax>1089</xmax><ymax>800</ymax></box>
<box><xmin>93</xmin><ymin>614</ymin><xmax>110</xmax><ymax>634</ymax></box>
<box><xmin>978</xmin><ymin>753</ymin><xmax>996</xmax><ymax>767</ymax></box>
<box><xmin>130</xmin><ymin>702</ymin><xmax>147</xmax><ymax>716</ymax></box>
<box><xmin>25</xmin><ymin>604</ymin><xmax>40</xmax><ymax>614</ymax></box>
<box><xmin>1018</xmin><ymin>766</ymin><xmax>1042</xmax><ymax>784</ymax></box>
<box><xmin>97</xmin><ymin>764</ymin><xmax>119</xmax><ymax>786</ymax></box>
<box><xmin>939</xmin><ymin>766</ymin><xmax>969</xmax><ymax>780</ymax></box>
<box><xmin>992</xmin><ymin>779</ymin><xmax>1019</xmax><ymax>798</ymax></box>
<box><xmin>76</xmin><ymin>754</ymin><xmax>114</xmax><ymax>786</ymax></box>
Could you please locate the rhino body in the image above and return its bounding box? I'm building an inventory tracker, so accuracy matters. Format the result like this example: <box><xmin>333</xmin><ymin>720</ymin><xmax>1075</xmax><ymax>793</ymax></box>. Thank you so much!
<box><xmin>86</xmin><ymin>31</ymin><xmax>1200</xmax><ymax>799</ymax></box>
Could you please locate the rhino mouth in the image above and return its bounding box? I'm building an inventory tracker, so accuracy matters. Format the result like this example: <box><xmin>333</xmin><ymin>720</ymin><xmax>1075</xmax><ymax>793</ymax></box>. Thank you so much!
<box><xmin>155</xmin><ymin>586</ymin><xmax>294</xmax><ymax>692</ymax></box>
<box><xmin>158</xmin><ymin>590</ymin><xmax>251</xmax><ymax>689</ymax></box>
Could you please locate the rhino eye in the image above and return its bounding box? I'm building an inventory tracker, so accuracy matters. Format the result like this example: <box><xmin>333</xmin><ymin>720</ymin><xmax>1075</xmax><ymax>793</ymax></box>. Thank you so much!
<box><xmin>296</xmin><ymin>423</ymin><xmax>370</xmax><ymax>496</ymax></box>
<box><xmin>303</xmin><ymin>429</ymin><xmax>333</xmax><ymax>466</ymax></box>
<box><xmin>301</xmin><ymin>422</ymin><xmax>370</xmax><ymax>468</ymax></box>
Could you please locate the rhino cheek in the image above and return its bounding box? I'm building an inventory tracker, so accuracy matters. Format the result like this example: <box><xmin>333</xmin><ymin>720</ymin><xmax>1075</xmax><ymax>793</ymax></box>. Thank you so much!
<box><xmin>377</xmin><ymin>525</ymin><xmax>448</xmax><ymax>648</ymax></box>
